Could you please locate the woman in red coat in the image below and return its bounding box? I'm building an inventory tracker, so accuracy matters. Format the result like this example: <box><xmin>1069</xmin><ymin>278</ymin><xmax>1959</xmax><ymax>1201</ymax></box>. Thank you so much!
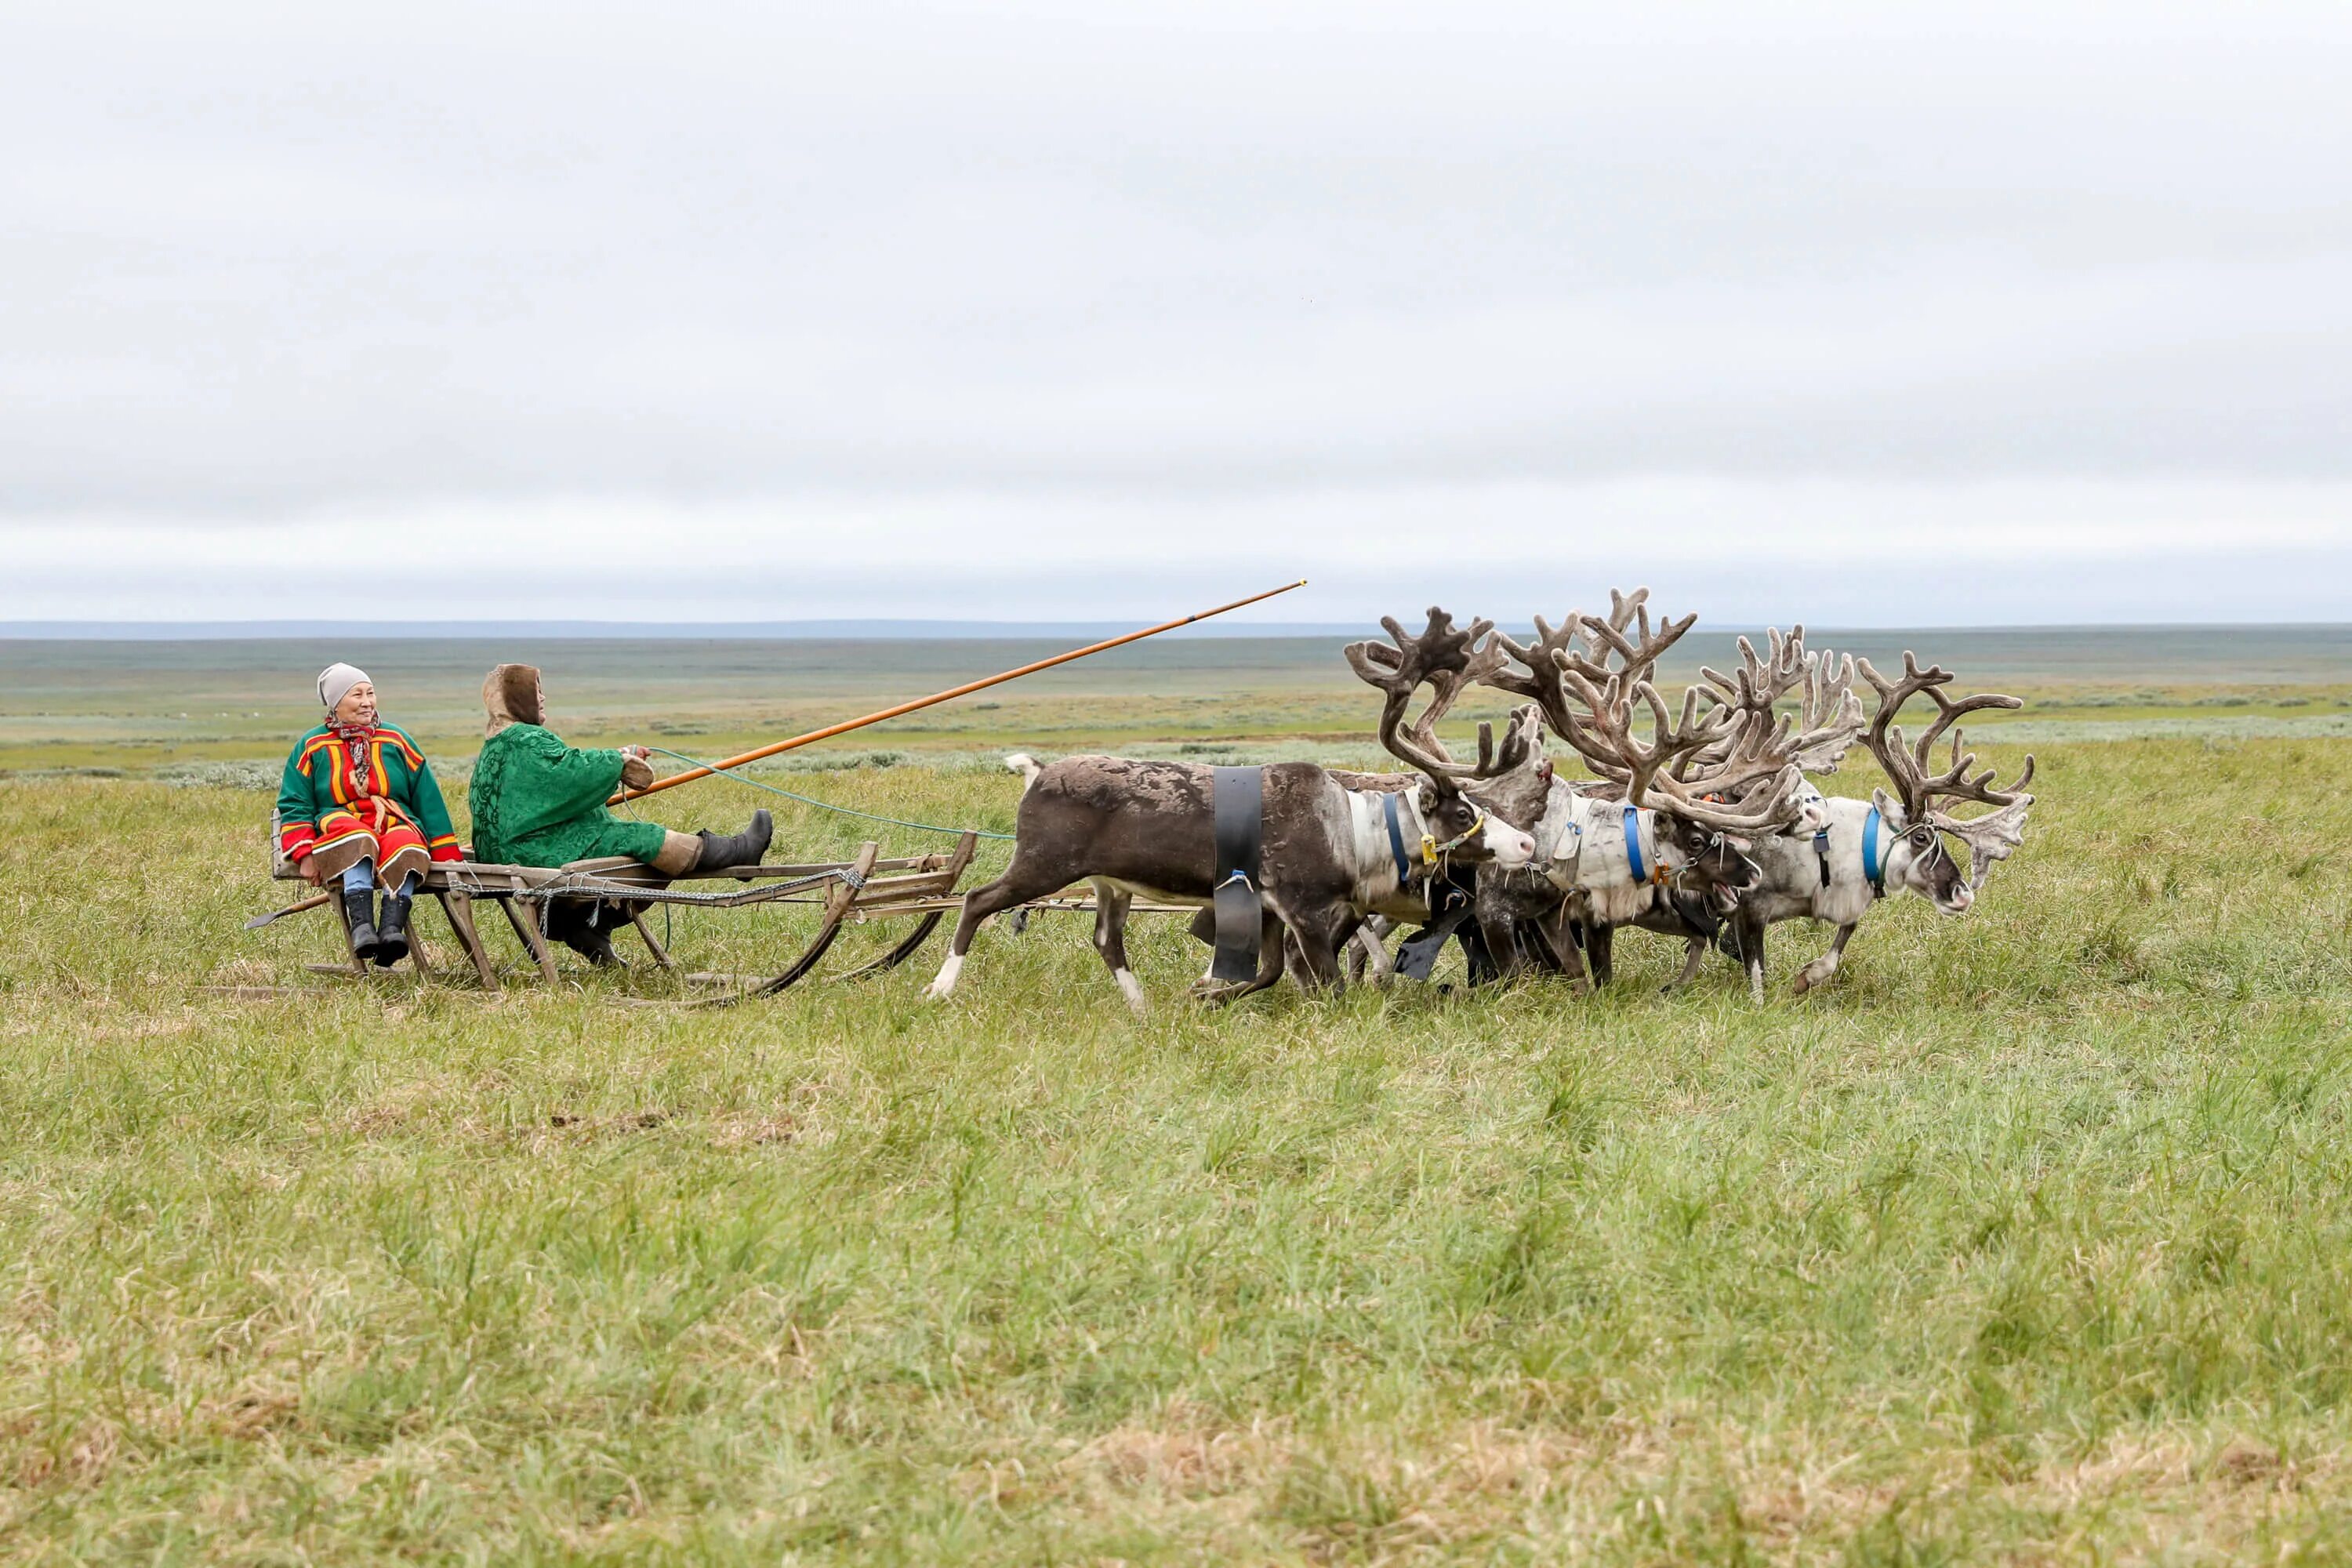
<box><xmin>276</xmin><ymin>662</ymin><xmax>463</xmax><ymax>964</ymax></box>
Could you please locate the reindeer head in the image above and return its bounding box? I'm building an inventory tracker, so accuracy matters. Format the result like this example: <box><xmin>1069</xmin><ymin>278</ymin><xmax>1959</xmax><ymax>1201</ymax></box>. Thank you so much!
<box><xmin>1865</xmin><ymin>792</ymin><xmax>1977</xmax><ymax>913</ymax></box>
<box><xmin>1657</xmin><ymin>812</ymin><xmax>1766</xmax><ymax>895</ymax></box>
<box><xmin>1345</xmin><ymin>608</ymin><xmax>1540</xmax><ymax>870</ymax></box>
<box><xmin>1858</xmin><ymin>651</ymin><xmax>2036</xmax><ymax>912</ymax></box>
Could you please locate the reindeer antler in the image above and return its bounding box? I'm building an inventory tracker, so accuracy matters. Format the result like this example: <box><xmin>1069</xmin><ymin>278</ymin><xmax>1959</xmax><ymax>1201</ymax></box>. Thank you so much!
<box><xmin>1792</xmin><ymin>646</ymin><xmax>1865</xmax><ymax>774</ymax></box>
<box><xmin>1487</xmin><ymin>612</ymin><xmax>1584</xmax><ymax>739</ymax></box>
<box><xmin>1345</xmin><ymin>607</ymin><xmax>1515</xmax><ymax>780</ymax></box>
<box><xmin>1528</xmin><ymin>596</ymin><xmax>1806</xmax><ymax>835</ymax></box>
<box><xmin>1857</xmin><ymin>652</ymin><xmax>2037</xmax><ymax>886</ymax></box>
<box><xmin>1572</xmin><ymin>587</ymin><xmax>1698</xmax><ymax>684</ymax></box>
<box><xmin>1489</xmin><ymin>586</ymin><xmax>1702</xmax><ymax>784</ymax></box>
<box><xmin>1697</xmin><ymin>626</ymin><xmax>1865</xmax><ymax>777</ymax></box>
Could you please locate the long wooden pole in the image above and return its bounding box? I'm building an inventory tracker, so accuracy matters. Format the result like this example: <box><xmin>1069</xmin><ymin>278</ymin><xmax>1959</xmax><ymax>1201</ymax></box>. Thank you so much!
<box><xmin>611</xmin><ymin>579</ymin><xmax>1309</xmax><ymax>803</ymax></box>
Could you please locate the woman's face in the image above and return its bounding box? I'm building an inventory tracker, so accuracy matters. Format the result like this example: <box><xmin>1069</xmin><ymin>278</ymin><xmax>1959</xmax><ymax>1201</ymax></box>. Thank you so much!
<box><xmin>333</xmin><ymin>681</ymin><xmax>378</xmax><ymax>727</ymax></box>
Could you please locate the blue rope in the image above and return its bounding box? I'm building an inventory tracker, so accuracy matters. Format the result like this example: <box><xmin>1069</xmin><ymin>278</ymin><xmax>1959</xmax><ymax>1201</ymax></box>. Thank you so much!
<box><xmin>641</xmin><ymin>746</ymin><xmax>1017</xmax><ymax>841</ymax></box>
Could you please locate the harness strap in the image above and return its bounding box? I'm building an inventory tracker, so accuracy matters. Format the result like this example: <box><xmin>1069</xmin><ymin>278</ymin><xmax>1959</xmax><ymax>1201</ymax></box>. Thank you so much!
<box><xmin>1814</xmin><ymin>827</ymin><xmax>1831</xmax><ymax>888</ymax></box>
<box><xmin>1210</xmin><ymin>766</ymin><xmax>1265</xmax><ymax>983</ymax></box>
<box><xmin>1862</xmin><ymin>806</ymin><xmax>1887</xmax><ymax>898</ymax></box>
<box><xmin>1393</xmin><ymin>873</ymin><xmax>1478</xmax><ymax>981</ymax></box>
<box><xmin>1381</xmin><ymin>789</ymin><xmax>1414</xmax><ymax>887</ymax></box>
<box><xmin>1621</xmin><ymin>804</ymin><xmax>1669</xmax><ymax>887</ymax></box>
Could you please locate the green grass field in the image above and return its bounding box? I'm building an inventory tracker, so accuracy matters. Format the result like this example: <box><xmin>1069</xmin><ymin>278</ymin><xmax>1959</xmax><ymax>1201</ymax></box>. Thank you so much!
<box><xmin>4</xmin><ymin>637</ymin><xmax>2351</xmax><ymax>1563</ymax></box>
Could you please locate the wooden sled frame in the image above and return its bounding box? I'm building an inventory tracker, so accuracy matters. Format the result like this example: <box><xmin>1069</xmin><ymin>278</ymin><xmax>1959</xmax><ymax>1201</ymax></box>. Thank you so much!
<box><xmin>256</xmin><ymin>830</ymin><xmax>980</xmax><ymax>996</ymax></box>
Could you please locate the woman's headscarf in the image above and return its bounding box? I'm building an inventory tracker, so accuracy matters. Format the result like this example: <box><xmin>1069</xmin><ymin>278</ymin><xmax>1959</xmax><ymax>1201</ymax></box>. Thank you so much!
<box><xmin>318</xmin><ymin>662</ymin><xmax>370</xmax><ymax>718</ymax></box>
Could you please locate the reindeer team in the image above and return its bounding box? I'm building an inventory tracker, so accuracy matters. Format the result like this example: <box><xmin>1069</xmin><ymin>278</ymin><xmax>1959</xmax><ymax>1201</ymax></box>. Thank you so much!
<box><xmin>927</xmin><ymin>588</ymin><xmax>2034</xmax><ymax>1011</ymax></box>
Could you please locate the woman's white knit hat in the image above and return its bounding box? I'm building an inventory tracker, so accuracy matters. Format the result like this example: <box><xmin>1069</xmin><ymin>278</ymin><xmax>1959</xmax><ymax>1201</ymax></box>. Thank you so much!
<box><xmin>318</xmin><ymin>663</ymin><xmax>371</xmax><ymax>716</ymax></box>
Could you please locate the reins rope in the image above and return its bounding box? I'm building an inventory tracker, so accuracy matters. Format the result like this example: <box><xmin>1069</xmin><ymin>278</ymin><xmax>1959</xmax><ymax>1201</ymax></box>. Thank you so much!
<box><xmin>639</xmin><ymin>746</ymin><xmax>1017</xmax><ymax>841</ymax></box>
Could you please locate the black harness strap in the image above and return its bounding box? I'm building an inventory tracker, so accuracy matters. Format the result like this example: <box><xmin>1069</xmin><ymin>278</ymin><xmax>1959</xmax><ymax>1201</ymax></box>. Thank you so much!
<box><xmin>1209</xmin><ymin>765</ymin><xmax>1265</xmax><ymax>982</ymax></box>
<box><xmin>1395</xmin><ymin>870</ymin><xmax>1479</xmax><ymax>981</ymax></box>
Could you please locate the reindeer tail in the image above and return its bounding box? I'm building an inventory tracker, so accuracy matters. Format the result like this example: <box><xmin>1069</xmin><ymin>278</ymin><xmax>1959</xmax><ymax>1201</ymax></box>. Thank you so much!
<box><xmin>1003</xmin><ymin>753</ymin><xmax>1044</xmax><ymax>791</ymax></box>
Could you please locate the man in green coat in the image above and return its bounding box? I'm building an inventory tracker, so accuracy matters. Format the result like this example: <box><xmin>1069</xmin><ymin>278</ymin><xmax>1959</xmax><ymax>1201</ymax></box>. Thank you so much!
<box><xmin>468</xmin><ymin>663</ymin><xmax>771</xmax><ymax>877</ymax></box>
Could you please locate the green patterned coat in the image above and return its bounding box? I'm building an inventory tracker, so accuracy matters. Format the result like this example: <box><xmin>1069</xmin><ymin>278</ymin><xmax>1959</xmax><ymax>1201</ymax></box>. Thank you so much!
<box><xmin>466</xmin><ymin>723</ymin><xmax>667</xmax><ymax>868</ymax></box>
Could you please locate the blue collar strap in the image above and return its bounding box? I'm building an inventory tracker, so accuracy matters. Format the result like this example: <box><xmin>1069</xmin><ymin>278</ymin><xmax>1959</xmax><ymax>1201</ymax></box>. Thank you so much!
<box><xmin>1381</xmin><ymin>790</ymin><xmax>1414</xmax><ymax>886</ymax></box>
<box><xmin>1622</xmin><ymin>804</ymin><xmax>1646</xmax><ymax>884</ymax></box>
<box><xmin>1862</xmin><ymin>806</ymin><xmax>1888</xmax><ymax>897</ymax></box>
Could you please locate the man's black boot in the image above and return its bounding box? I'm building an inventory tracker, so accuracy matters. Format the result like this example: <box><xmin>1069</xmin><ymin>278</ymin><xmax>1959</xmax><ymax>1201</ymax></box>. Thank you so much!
<box><xmin>373</xmin><ymin>887</ymin><xmax>413</xmax><ymax>967</ymax></box>
<box><xmin>693</xmin><ymin>809</ymin><xmax>774</xmax><ymax>872</ymax></box>
<box><xmin>564</xmin><ymin>927</ymin><xmax>621</xmax><ymax>966</ymax></box>
<box><xmin>545</xmin><ymin>899</ymin><xmax>621</xmax><ymax>966</ymax></box>
<box><xmin>342</xmin><ymin>887</ymin><xmax>383</xmax><ymax>963</ymax></box>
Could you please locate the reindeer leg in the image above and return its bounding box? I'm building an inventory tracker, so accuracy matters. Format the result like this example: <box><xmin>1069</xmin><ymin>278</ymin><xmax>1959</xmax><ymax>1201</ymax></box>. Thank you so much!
<box><xmin>1090</xmin><ymin>879</ymin><xmax>1146</xmax><ymax>1015</ymax></box>
<box><xmin>1537</xmin><ymin>907</ymin><xmax>1592</xmax><ymax>996</ymax></box>
<box><xmin>1793</xmin><ymin>922</ymin><xmax>1856</xmax><ymax>996</ymax></box>
<box><xmin>1475</xmin><ymin>895</ymin><xmax>1523</xmax><ymax>982</ymax></box>
<box><xmin>1352</xmin><ymin>916</ymin><xmax>1397</xmax><ymax>985</ymax></box>
<box><xmin>1286</xmin><ymin>906</ymin><xmax>1350</xmax><ymax>997</ymax></box>
<box><xmin>1740</xmin><ymin>913</ymin><xmax>1769</xmax><ymax>1003</ymax></box>
<box><xmin>927</xmin><ymin>864</ymin><xmax>1065</xmax><ymax>1000</ymax></box>
<box><xmin>1663</xmin><ymin>935</ymin><xmax>1709</xmax><ymax>996</ymax></box>
<box><xmin>1475</xmin><ymin>918</ymin><xmax>1518</xmax><ymax>982</ymax></box>
<box><xmin>1586</xmin><ymin>923</ymin><xmax>1615</xmax><ymax>987</ymax></box>
<box><xmin>1208</xmin><ymin>910</ymin><xmax>1289</xmax><ymax>1003</ymax></box>
<box><xmin>1195</xmin><ymin>905</ymin><xmax>1283</xmax><ymax>994</ymax></box>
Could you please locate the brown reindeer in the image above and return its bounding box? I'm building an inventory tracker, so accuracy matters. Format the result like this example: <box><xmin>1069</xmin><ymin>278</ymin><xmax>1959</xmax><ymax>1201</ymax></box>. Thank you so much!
<box><xmin>924</xmin><ymin>609</ymin><xmax>1540</xmax><ymax>1012</ymax></box>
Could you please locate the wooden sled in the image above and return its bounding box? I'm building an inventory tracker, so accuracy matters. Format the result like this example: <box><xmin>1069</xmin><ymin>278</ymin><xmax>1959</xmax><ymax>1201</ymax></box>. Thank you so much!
<box><xmin>250</xmin><ymin>822</ymin><xmax>980</xmax><ymax>996</ymax></box>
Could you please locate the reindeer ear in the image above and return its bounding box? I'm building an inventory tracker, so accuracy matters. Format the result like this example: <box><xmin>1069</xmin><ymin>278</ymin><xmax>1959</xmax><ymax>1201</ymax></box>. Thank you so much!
<box><xmin>1871</xmin><ymin>786</ymin><xmax>1908</xmax><ymax>829</ymax></box>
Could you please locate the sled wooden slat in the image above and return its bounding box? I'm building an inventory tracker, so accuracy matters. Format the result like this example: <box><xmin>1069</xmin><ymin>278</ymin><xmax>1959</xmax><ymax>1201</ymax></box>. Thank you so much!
<box><xmin>498</xmin><ymin>895</ymin><xmax>562</xmax><ymax>984</ymax></box>
<box><xmin>630</xmin><ymin>910</ymin><xmax>677</xmax><ymax>969</ymax></box>
<box><xmin>437</xmin><ymin>892</ymin><xmax>501</xmax><ymax>991</ymax></box>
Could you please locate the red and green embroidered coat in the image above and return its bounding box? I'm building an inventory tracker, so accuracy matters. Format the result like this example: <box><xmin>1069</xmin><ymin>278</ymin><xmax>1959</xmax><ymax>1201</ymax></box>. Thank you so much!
<box><xmin>276</xmin><ymin>724</ymin><xmax>463</xmax><ymax>866</ymax></box>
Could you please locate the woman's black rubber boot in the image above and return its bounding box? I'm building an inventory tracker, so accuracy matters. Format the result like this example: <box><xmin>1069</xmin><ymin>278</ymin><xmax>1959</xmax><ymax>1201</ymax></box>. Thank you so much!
<box><xmin>693</xmin><ymin>809</ymin><xmax>774</xmax><ymax>872</ymax></box>
<box><xmin>342</xmin><ymin>887</ymin><xmax>383</xmax><ymax>963</ymax></box>
<box><xmin>373</xmin><ymin>888</ymin><xmax>413</xmax><ymax>967</ymax></box>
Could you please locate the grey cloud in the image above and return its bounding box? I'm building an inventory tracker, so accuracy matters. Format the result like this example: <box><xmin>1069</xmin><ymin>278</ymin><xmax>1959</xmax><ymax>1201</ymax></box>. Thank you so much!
<box><xmin>3</xmin><ymin>2</ymin><xmax>2349</xmax><ymax>517</ymax></box>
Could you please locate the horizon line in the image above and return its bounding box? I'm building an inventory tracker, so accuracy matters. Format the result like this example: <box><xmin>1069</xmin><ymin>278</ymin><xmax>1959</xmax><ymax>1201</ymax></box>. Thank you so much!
<box><xmin>4</xmin><ymin>616</ymin><xmax>2351</xmax><ymax>641</ymax></box>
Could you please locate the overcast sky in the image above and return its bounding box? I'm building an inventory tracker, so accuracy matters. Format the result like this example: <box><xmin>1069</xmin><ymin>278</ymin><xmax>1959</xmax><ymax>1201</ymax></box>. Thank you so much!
<box><xmin>5</xmin><ymin>2</ymin><xmax>2349</xmax><ymax>626</ymax></box>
